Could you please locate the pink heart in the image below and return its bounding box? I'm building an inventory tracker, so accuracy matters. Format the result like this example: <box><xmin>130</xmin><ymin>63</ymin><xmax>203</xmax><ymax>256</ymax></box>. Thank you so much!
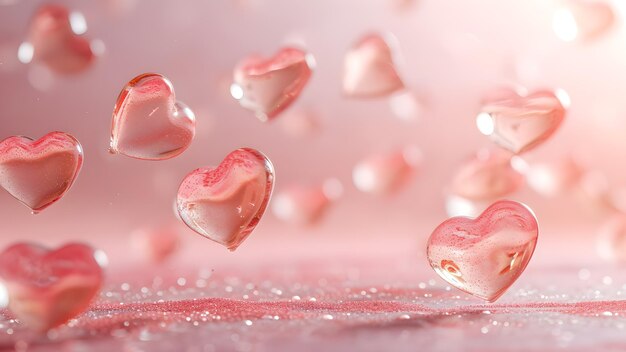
<box><xmin>427</xmin><ymin>200</ymin><xmax>539</xmax><ymax>302</ymax></box>
<box><xmin>110</xmin><ymin>73</ymin><xmax>196</xmax><ymax>160</ymax></box>
<box><xmin>0</xmin><ymin>243</ymin><xmax>104</xmax><ymax>331</ymax></box>
<box><xmin>25</xmin><ymin>4</ymin><xmax>96</xmax><ymax>74</ymax></box>
<box><xmin>343</xmin><ymin>33</ymin><xmax>405</xmax><ymax>98</ymax></box>
<box><xmin>131</xmin><ymin>225</ymin><xmax>180</xmax><ymax>263</ymax></box>
<box><xmin>597</xmin><ymin>215</ymin><xmax>626</xmax><ymax>262</ymax></box>
<box><xmin>272</xmin><ymin>179</ymin><xmax>343</xmax><ymax>226</ymax></box>
<box><xmin>176</xmin><ymin>148</ymin><xmax>275</xmax><ymax>251</ymax></box>
<box><xmin>526</xmin><ymin>157</ymin><xmax>584</xmax><ymax>197</ymax></box>
<box><xmin>232</xmin><ymin>47</ymin><xmax>314</xmax><ymax>121</ymax></box>
<box><xmin>0</xmin><ymin>131</ymin><xmax>83</xmax><ymax>213</ymax></box>
<box><xmin>477</xmin><ymin>89</ymin><xmax>566</xmax><ymax>154</ymax></box>
<box><xmin>352</xmin><ymin>146</ymin><xmax>421</xmax><ymax>195</ymax></box>
<box><xmin>451</xmin><ymin>149</ymin><xmax>525</xmax><ymax>201</ymax></box>
<box><xmin>554</xmin><ymin>1</ymin><xmax>615</xmax><ymax>41</ymax></box>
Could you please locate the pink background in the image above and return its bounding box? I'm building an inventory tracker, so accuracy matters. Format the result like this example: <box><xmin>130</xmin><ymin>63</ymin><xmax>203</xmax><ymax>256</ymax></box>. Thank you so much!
<box><xmin>0</xmin><ymin>0</ymin><xmax>625</xmax><ymax>268</ymax></box>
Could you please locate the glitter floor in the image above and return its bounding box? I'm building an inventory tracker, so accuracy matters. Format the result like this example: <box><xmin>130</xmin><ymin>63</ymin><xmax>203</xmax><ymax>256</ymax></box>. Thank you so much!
<box><xmin>2</xmin><ymin>236</ymin><xmax>626</xmax><ymax>352</ymax></box>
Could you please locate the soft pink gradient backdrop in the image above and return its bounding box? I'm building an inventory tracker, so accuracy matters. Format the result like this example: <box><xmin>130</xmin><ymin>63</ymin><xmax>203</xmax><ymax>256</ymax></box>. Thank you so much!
<box><xmin>0</xmin><ymin>0</ymin><xmax>625</xmax><ymax>268</ymax></box>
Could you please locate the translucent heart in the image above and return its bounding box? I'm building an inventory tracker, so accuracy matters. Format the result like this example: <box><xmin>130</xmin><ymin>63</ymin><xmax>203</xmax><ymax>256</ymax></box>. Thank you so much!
<box><xmin>278</xmin><ymin>107</ymin><xmax>321</xmax><ymax>138</ymax></box>
<box><xmin>451</xmin><ymin>149</ymin><xmax>525</xmax><ymax>201</ymax></box>
<box><xmin>553</xmin><ymin>0</ymin><xmax>615</xmax><ymax>42</ymax></box>
<box><xmin>0</xmin><ymin>243</ymin><xmax>104</xmax><ymax>331</ymax></box>
<box><xmin>176</xmin><ymin>148</ymin><xmax>275</xmax><ymax>251</ymax></box>
<box><xmin>19</xmin><ymin>4</ymin><xmax>96</xmax><ymax>74</ymax></box>
<box><xmin>110</xmin><ymin>73</ymin><xmax>196</xmax><ymax>160</ymax></box>
<box><xmin>130</xmin><ymin>225</ymin><xmax>180</xmax><ymax>263</ymax></box>
<box><xmin>352</xmin><ymin>146</ymin><xmax>421</xmax><ymax>195</ymax></box>
<box><xmin>343</xmin><ymin>33</ymin><xmax>404</xmax><ymax>98</ymax></box>
<box><xmin>272</xmin><ymin>179</ymin><xmax>343</xmax><ymax>226</ymax></box>
<box><xmin>0</xmin><ymin>131</ymin><xmax>83</xmax><ymax>213</ymax></box>
<box><xmin>476</xmin><ymin>88</ymin><xmax>567</xmax><ymax>154</ymax></box>
<box><xmin>526</xmin><ymin>157</ymin><xmax>584</xmax><ymax>197</ymax></box>
<box><xmin>597</xmin><ymin>215</ymin><xmax>626</xmax><ymax>262</ymax></box>
<box><xmin>231</xmin><ymin>47</ymin><xmax>314</xmax><ymax>122</ymax></box>
<box><xmin>427</xmin><ymin>200</ymin><xmax>539</xmax><ymax>302</ymax></box>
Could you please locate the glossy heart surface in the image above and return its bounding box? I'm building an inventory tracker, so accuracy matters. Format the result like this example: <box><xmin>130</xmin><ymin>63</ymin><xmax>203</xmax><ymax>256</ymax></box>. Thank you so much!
<box><xmin>476</xmin><ymin>89</ymin><xmax>566</xmax><ymax>154</ymax></box>
<box><xmin>24</xmin><ymin>4</ymin><xmax>96</xmax><ymax>74</ymax></box>
<box><xmin>0</xmin><ymin>131</ymin><xmax>83</xmax><ymax>213</ymax></box>
<box><xmin>427</xmin><ymin>200</ymin><xmax>538</xmax><ymax>302</ymax></box>
<box><xmin>0</xmin><ymin>243</ymin><xmax>104</xmax><ymax>331</ymax></box>
<box><xmin>343</xmin><ymin>33</ymin><xmax>404</xmax><ymax>98</ymax></box>
<box><xmin>232</xmin><ymin>47</ymin><xmax>314</xmax><ymax>121</ymax></box>
<box><xmin>110</xmin><ymin>73</ymin><xmax>196</xmax><ymax>160</ymax></box>
<box><xmin>177</xmin><ymin>148</ymin><xmax>274</xmax><ymax>251</ymax></box>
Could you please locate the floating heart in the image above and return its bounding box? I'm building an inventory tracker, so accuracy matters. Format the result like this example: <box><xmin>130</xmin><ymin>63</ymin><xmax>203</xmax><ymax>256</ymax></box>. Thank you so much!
<box><xmin>427</xmin><ymin>200</ymin><xmax>538</xmax><ymax>302</ymax></box>
<box><xmin>526</xmin><ymin>157</ymin><xmax>584</xmax><ymax>197</ymax></box>
<box><xmin>553</xmin><ymin>0</ymin><xmax>615</xmax><ymax>42</ymax></box>
<box><xmin>0</xmin><ymin>243</ymin><xmax>104</xmax><ymax>331</ymax></box>
<box><xmin>451</xmin><ymin>149</ymin><xmax>525</xmax><ymax>201</ymax></box>
<box><xmin>597</xmin><ymin>215</ymin><xmax>626</xmax><ymax>262</ymax></box>
<box><xmin>22</xmin><ymin>4</ymin><xmax>96</xmax><ymax>74</ymax></box>
<box><xmin>272</xmin><ymin>179</ymin><xmax>343</xmax><ymax>226</ymax></box>
<box><xmin>352</xmin><ymin>146</ymin><xmax>421</xmax><ymax>195</ymax></box>
<box><xmin>131</xmin><ymin>224</ymin><xmax>180</xmax><ymax>263</ymax></box>
<box><xmin>110</xmin><ymin>73</ymin><xmax>196</xmax><ymax>160</ymax></box>
<box><xmin>176</xmin><ymin>148</ymin><xmax>275</xmax><ymax>251</ymax></box>
<box><xmin>231</xmin><ymin>47</ymin><xmax>314</xmax><ymax>121</ymax></box>
<box><xmin>476</xmin><ymin>89</ymin><xmax>566</xmax><ymax>154</ymax></box>
<box><xmin>0</xmin><ymin>131</ymin><xmax>83</xmax><ymax>213</ymax></box>
<box><xmin>343</xmin><ymin>33</ymin><xmax>405</xmax><ymax>98</ymax></box>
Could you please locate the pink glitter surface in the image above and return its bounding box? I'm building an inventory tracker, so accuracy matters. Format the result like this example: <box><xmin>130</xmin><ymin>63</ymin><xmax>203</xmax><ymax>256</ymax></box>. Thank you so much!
<box><xmin>1</xmin><ymin>0</ymin><xmax>626</xmax><ymax>351</ymax></box>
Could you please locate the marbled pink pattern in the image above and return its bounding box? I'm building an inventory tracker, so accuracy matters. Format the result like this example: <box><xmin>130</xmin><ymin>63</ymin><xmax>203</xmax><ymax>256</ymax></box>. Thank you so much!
<box><xmin>427</xmin><ymin>200</ymin><xmax>538</xmax><ymax>302</ymax></box>
<box><xmin>110</xmin><ymin>73</ymin><xmax>196</xmax><ymax>160</ymax></box>
<box><xmin>0</xmin><ymin>131</ymin><xmax>83</xmax><ymax>213</ymax></box>
<box><xmin>176</xmin><ymin>148</ymin><xmax>274</xmax><ymax>251</ymax></box>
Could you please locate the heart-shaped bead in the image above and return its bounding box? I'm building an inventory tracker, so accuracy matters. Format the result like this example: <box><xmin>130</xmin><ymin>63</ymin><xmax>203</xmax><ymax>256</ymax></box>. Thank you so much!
<box><xmin>21</xmin><ymin>4</ymin><xmax>96</xmax><ymax>74</ymax></box>
<box><xmin>272</xmin><ymin>179</ymin><xmax>343</xmax><ymax>226</ymax></box>
<box><xmin>597</xmin><ymin>215</ymin><xmax>626</xmax><ymax>262</ymax></box>
<box><xmin>352</xmin><ymin>146</ymin><xmax>421</xmax><ymax>195</ymax></box>
<box><xmin>110</xmin><ymin>73</ymin><xmax>196</xmax><ymax>160</ymax></box>
<box><xmin>451</xmin><ymin>149</ymin><xmax>525</xmax><ymax>201</ymax></box>
<box><xmin>231</xmin><ymin>47</ymin><xmax>314</xmax><ymax>121</ymax></box>
<box><xmin>526</xmin><ymin>157</ymin><xmax>584</xmax><ymax>197</ymax></box>
<box><xmin>0</xmin><ymin>131</ymin><xmax>83</xmax><ymax>213</ymax></box>
<box><xmin>0</xmin><ymin>243</ymin><xmax>104</xmax><ymax>331</ymax></box>
<box><xmin>427</xmin><ymin>200</ymin><xmax>538</xmax><ymax>302</ymax></box>
<box><xmin>343</xmin><ymin>33</ymin><xmax>405</xmax><ymax>98</ymax></box>
<box><xmin>553</xmin><ymin>0</ymin><xmax>615</xmax><ymax>42</ymax></box>
<box><xmin>176</xmin><ymin>148</ymin><xmax>274</xmax><ymax>251</ymax></box>
<box><xmin>476</xmin><ymin>88</ymin><xmax>567</xmax><ymax>154</ymax></box>
<box><xmin>131</xmin><ymin>224</ymin><xmax>180</xmax><ymax>263</ymax></box>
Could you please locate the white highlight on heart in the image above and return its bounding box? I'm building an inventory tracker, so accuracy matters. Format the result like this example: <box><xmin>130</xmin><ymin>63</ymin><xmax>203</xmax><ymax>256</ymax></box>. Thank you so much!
<box><xmin>476</xmin><ymin>112</ymin><xmax>495</xmax><ymax>136</ymax></box>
